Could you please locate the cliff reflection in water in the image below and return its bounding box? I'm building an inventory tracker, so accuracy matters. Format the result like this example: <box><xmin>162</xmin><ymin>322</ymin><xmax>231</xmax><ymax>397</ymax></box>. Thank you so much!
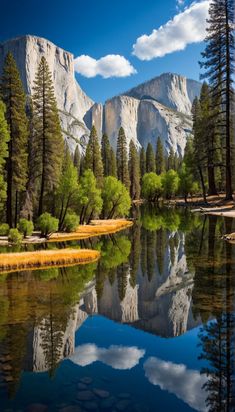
<box><xmin>0</xmin><ymin>207</ymin><xmax>234</xmax><ymax>410</ymax></box>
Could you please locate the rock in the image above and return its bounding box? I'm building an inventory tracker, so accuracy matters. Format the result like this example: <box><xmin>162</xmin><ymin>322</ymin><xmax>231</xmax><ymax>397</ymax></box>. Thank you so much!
<box><xmin>93</xmin><ymin>388</ymin><xmax>110</xmax><ymax>398</ymax></box>
<box><xmin>118</xmin><ymin>393</ymin><xmax>131</xmax><ymax>399</ymax></box>
<box><xmin>115</xmin><ymin>399</ymin><xmax>131</xmax><ymax>411</ymax></box>
<box><xmin>100</xmin><ymin>397</ymin><xmax>117</xmax><ymax>409</ymax></box>
<box><xmin>59</xmin><ymin>406</ymin><xmax>83</xmax><ymax>412</ymax></box>
<box><xmin>26</xmin><ymin>404</ymin><xmax>48</xmax><ymax>412</ymax></box>
<box><xmin>79</xmin><ymin>377</ymin><xmax>93</xmax><ymax>385</ymax></box>
<box><xmin>77</xmin><ymin>391</ymin><xmax>94</xmax><ymax>401</ymax></box>
<box><xmin>78</xmin><ymin>383</ymin><xmax>87</xmax><ymax>390</ymax></box>
<box><xmin>83</xmin><ymin>401</ymin><xmax>98</xmax><ymax>411</ymax></box>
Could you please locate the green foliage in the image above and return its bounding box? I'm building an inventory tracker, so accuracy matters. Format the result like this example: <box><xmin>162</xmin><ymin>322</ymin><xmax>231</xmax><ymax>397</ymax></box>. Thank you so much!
<box><xmin>0</xmin><ymin>223</ymin><xmax>10</xmax><ymax>236</ymax></box>
<box><xmin>116</xmin><ymin>127</ymin><xmax>130</xmax><ymax>190</ymax></box>
<box><xmin>156</xmin><ymin>137</ymin><xmax>165</xmax><ymax>174</ymax></box>
<box><xmin>1</xmin><ymin>53</ymin><xmax>28</xmax><ymax>227</ymax></box>
<box><xmin>56</xmin><ymin>148</ymin><xmax>79</xmax><ymax>229</ymax></box>
<box><xmin>77</xmin><ymin>170</ymin><xmax>103</xmax><ymax>224</ymax></box>
<box><xmin>84</xmin><ymin>125</ymin><xmax>103</xmax><ymax>186</ymax></box>
<box><xmin>146</xmin><ymin>143</ymin><xmax>155</xmax><ymax>173</ymax></box>
<box><xmin>161</xmin><ymin>169</ymin><xmax>179</xmax><ymax>199</ymax></box>
<box><xmin>0</xmin><ymin>100</ymin><xmax>9</xmax><ymax>212</ymax></box>
<box><xmin>62</xmin><ymin>212</ymin><xmax>79</xmax><ymax>232</ymax></box>
<box><xmin>102</xmin><ymin>176</ymin><xmax>131</xmax><ymax>218</ymax></box>
<box><xmin>129</xmin><ymin>140</ymin><xmax>140</xmax><ymax>199</ymax></box>
<box><xmin>8</xmin><ymin>228</ymin><xmax>23</xmax><ymax>244</ymax></box>
<box><xmin>178</xmin><ymin>163</ymin><xmax>194</xmax><ymax>202</ymax></box>
<box><xmin>37</xmin><ymin>212</ymin><xmax>59</xmax><ymax>237</ymax></box>
<box><xmin>73</xmin><ymin>145</ymin><xmax>81</xmax><ymax>178</ymax></box>
<box><xmin>142</xmin><ymin>172</ymin><xmax>163</xmax><ymax>202</ymax></box>
<box><xmin>32</xmin><ymin>56</ymin><xmax>64</xmax><ymax>216</ymax></box>
<box><xmin>139</xmin><ymin>147</ymin><xmax>146</xmax><ymax>178</ymax></box>
<box><xmin>18</xmin><ymin>218</ymin><xmax>34</xmax><ymax>238</ymax></box>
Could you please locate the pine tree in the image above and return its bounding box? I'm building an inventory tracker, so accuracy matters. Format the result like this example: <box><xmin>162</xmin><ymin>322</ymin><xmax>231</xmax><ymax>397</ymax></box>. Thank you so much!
<box><xmin>129</xmin><ymin>140</ymin><xmax>140</xmax><ymax>200</ymax></box>
<box><xmin>101</xmin><ymin>133</ymin><xmax>111</xmax><ymax>176</ymax></box>
<box><xmin>0</xmin><ymin>100</ymin><xmax>10</xmax><ymax>214</ymax></box>
<box><xmin>116</xmin><ymin>127</ymin><xmax>130</xmax><ymax>189</ymax></box>
<box><xmin>84</xmin><ymin>125</ymin><xmax>103</xmax><ymax>186</ymax></box>
<box><xmin>140</xmin><ymin>147</ymin><xmax>146</xmax><ymax>178</ymax></box>
<box><xmin>73</xmin><ymin>145</ymin><xmax>80</xmax><ymax>179</ymax></box>
<box><xmin>156</xmin><ymin>137</ymin><xmax>165</xmax><ymax>174</ymax></box>
<box><xmin>200</xmin><ymin>0</ymin><xmax>234</xmax><ymax>199</ymax></box>
<box><xmin>146</xmin><ymin>143</ymin><xmax>155</xmax><ymax>173</ymax></box>
<box><xmin>1</xmin><ymin>53</ymin><xmax>28</xmax><ymax>227</ymax></box>
<box><xmin>167</xmin><ymin>147</ymin><xmax>175</xmax><ymax>170</ymax></box>
<box><xmin>109</xmin><ymin>147</ymin><xmax>117</xmax><ymax>177</ymax></box>
<box><xmin>192</xmin><ymin>97</ymin><xmax>207</xmax><ymax>201</ymax></box>
<box><xmin>32</xmin><ymin>56</ymin><xmax>64</xmax><ymax>217</ymax></box>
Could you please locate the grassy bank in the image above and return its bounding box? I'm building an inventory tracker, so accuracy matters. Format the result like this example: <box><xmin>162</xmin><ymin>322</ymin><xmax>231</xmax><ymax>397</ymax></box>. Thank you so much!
<box><xmin>0</xmin><ymin>249</ymin><xmax>100</xmax><ymax>274</ymax></box>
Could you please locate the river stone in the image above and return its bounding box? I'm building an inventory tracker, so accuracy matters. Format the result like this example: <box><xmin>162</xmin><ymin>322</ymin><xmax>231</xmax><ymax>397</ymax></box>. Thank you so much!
<box><xmin>83</xmin><ymin>401</ymin><xmax>98</xmax><ymax>411</ymax></box>
<box><xmin>118</xmin><ymin>393</ymin><xmax>131</xmax><ymax>399</ymax></box>
<box><xmin>59</xmin><ymin>406</ymin><xmax>83</xmax><ymax>412</ymax></box>
<box><xmin>116</xmin><ymin>399</ymin><xmax>131</xmax><ymax>411</ymax></box>
<box><xmin>93</xmin><ymin>388</ymin><xmax>110</xmax><ymax>398</ymax></box>
<box><xmin>78</xmin><ymin>383</ymin><xmax>87</xmax><ymax>390</ymax></box>
<box><xmin>79</xmin><ymin>377</ymin><xmax>93</xmax><ymax>385</ymax></box>
<box><xmin>100</xmin><ymin>396</ymin><xmax>117</xmax><ymax>409</ymax></box>
<box><xmin>77</xmin><ymin>391</ymin><xmax>94</xmax><ymax>401</ymax></box>
<box><xmin>26</xmin><ymin>404</ymin><xmax>48</xmax><ymax>412</ymax></box>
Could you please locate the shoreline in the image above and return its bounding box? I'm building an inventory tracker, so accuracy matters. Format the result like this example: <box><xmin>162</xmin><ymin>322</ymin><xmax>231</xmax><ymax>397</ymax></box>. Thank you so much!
<box><xmin>0</xmin><ymin>219</ymin><xmax>133</xmax><ymax>246</ymax></box>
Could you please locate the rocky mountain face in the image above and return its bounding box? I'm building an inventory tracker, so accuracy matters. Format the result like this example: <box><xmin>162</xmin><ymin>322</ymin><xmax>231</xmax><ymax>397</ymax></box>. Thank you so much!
<box><xmin>0</xmin><ymin>35</ymin><xmax>201</xmax><ymax>156</ymax></box>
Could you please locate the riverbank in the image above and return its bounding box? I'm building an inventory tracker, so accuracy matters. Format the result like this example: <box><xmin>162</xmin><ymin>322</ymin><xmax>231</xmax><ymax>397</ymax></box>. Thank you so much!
<box><xmin>0</xmin><ymin>248</ymin><xmax>100</xmax><ymax>274</ymax></box>
<box><xmin>0</xmin><ymin>219</ymin><xmax>133</xmax><ymax>246</ymax></box>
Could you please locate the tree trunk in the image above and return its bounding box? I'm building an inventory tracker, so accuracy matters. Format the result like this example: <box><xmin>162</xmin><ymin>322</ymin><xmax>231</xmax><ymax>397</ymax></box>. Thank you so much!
<box><xmin>14</xmin><ymin>190</ymin><xmax>18</xmax><ymax>228</ymax></box>
<box><xmin>198</xmin><ymin>166</ymin><xmax>207</xmax><ymax>203</ymax></box>
<box><xmin>207</xmin><ymin>165</ymin><xmax>217</xmax><ymax>195</ymax></box>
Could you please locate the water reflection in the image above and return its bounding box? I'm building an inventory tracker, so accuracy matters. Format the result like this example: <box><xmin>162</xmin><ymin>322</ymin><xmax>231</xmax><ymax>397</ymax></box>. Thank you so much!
<box><xmin>0</xmin><ymin>206</ymin><xmax>235</xmax><ymax>411</ymax></box>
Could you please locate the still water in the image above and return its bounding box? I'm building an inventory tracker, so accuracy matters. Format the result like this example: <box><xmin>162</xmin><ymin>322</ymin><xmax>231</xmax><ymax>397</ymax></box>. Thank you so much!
<box><xmin>0</xmin><ymin>207</ymin><xmax>234</xmax><ymax>412</ymax></box>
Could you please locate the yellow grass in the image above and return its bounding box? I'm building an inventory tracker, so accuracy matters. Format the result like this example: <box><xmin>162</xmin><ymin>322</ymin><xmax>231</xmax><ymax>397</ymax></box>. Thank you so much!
<box><xmin>0</xmin><ymin>248</ymin><xmax>100</xmax><ymax>274</ymax></box>
<box><xmin>49</xmin><ymin>219</ymin><xmax>133</xmax><ymax>242</ymax></box>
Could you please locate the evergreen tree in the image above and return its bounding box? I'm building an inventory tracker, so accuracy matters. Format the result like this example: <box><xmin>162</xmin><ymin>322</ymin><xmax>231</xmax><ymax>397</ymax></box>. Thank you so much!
<box><xmin>32</xmin><ymin>56</ymin><xmax>64</xmax><ymax>217</ymax></box>
<box><xmin>73</xmin><ymin>145</ymin><xmax>80</xmax><ymax>179</ymax></box>
<box><xmin>1</xmin><ymin>53</ymin><xmax>28</xmax><ymax>227</ymax></box>
<box><xmin>156</xmin><ymin>137</ymin><xmax>165</xmax><ymax>174</ymax></box>
<box><xmin>0</xmin><ymin>100</ymin><xmax>10</xmax><ymax>214</ymax></box>
<box><xmin>109</xmin><ymin>147</ymin><xmax>117</xmax><ymax>177</ymax></box>
<box><xmin>200</xmin><ymin>0</ymin><xmax>234</xmax><ymax>199</ymax></box>
<box><xmin>140</xmin><ymin>147</ymin><xmax>146</xmax><ymax>178</ymax></box>
<box><xmin>84</xmin><ymin>125</ymin><xmax>103</xmax><ymax>186</ymax></box>
<box><xmin>167</xmin><ymin>147</ymin><xmax>175</xmax><ymax>170</ymax></box>
<box><xmin>129</xmin><ymin>140</ymin><xmax>140</xmax><ymax>200</ymax></box>
<box><xmin>146</xmin><ymin>143</ymin><xmax>155</xmax><ymax>173</ymax></box>
<box><xmin>101</xmin><ymin>133</ymin><xmax>111</xmax><ymax>176</ymax></box>
<box><xmin>116</xmin><ymin>127</ymin><xmax>130</xmax><ymax>189</ymax></box>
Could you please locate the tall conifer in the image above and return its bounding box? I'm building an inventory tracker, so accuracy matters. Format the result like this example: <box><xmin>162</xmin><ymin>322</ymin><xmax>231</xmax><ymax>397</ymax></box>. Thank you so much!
<box><xmin>116</xmin><ymin>127</ymin><xmax>130</xmax><ymax>189</ymax></box>
<box><xmin>146</xmin><ymin>143</ymin><xmax>155</xmax><ymax>173</ymax></box>
<box><xmin>156</xmin><ymin>137</ymin><xmax>165</xmax><ymax>174</ymax></box>
<box><xmin>84</xmin><ymin>125</ymin><xmax>103</xmax><ymax>186</ymax></box>
<box><xmin>32</xmin><ymin>56</ymin><xmax>64</xmax><ymax>216</ymax></box>
<box><xmin>1</xmin><ymin>53</ymin><xmax>28</xmax><ymax>227</ymax></box>
<box><xmin>129</xmin><ymin>140</ymin><xmax>140</xmax><ymax>200</ymax></box>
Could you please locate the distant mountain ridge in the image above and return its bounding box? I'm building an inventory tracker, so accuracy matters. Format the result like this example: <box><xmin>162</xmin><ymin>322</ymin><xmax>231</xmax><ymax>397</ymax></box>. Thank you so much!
<box><xmin>0</xmin><ymin>35</ymin><xmax>202</xmax><ymax>156</ymax></box>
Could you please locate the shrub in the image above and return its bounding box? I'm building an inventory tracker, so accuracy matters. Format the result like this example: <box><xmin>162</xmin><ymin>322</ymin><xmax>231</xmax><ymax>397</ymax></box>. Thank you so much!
<box><xmin>63</xmin><ymin>213</ymin><xmax>79</xmax><ymax>232</ymax></box>
<box><xmin>18</xmin><ymin>218</ymin><xmax>34</xmax><ymax>238</ymax></box>
<box><xmin>8</xmin><ymin>228</ymin><xmax>23</xmax><ymax>245</ymax></box>
<box><xmin>37</xmin><ymin>213</ymin><xmax>59</xmax><ymax>237</ymax></box>
<box><xmin>0</xmin><ymin>223</ymin><xmax>10</xmax><ymax>236</ymax></box>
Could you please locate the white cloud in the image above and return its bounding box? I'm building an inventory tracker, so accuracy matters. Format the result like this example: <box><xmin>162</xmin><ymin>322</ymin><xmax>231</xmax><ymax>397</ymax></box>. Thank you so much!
<box><xmin>132</xmin><ymin>1</ymin><xmax>210</xmax><ymax>60</ymax></box>
<box><xmin>144</xmin><ymin>357</ymin><xmax>207</xmax><ymax>412</ymax></box>
<box><xmin>70</xmin><ymin>344</ymin><xmax>145</xmax><ymax>370</ymax></box>
<box><xmin>74</xmin><ymin>54</ymin><xmax>137</xmax><ymax>78</ymax></box>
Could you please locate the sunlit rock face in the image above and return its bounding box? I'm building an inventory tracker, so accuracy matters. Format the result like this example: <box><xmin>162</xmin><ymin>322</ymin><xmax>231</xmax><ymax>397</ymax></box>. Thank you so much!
<box><xmin>0</xmin><ymin>36</ymin><xmax>201</xmax><ymax>156</ymax></box>
<box><xmin>0</xmin><ymin>35</ymin><xmax>94</xmax><ymax>153</ymax></box>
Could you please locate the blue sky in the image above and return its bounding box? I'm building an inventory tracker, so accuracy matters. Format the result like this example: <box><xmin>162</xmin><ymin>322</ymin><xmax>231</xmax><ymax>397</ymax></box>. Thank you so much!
<box><xmin>0</xmin><ymin>0</ymin><xmax>208</xmax><ymax>102</ymax></box>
